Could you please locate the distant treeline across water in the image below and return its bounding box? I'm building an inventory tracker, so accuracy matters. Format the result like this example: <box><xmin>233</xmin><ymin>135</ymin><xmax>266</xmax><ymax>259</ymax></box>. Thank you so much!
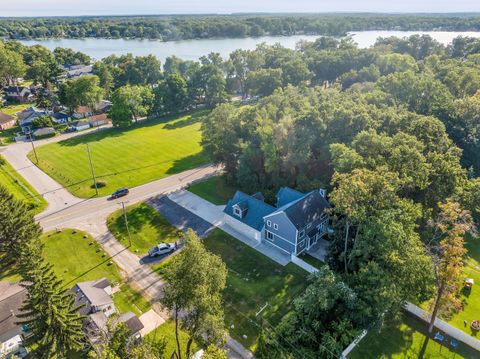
<box><xmin>2</xmin><ymin>13</ymin><xmax>480</xmax><ymax>41</ymax></box>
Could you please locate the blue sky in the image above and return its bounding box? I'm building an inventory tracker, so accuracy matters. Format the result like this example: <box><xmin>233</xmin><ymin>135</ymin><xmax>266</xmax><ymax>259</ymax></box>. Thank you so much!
<box><xmin>1</xmin><ymin>0</ymin><xmax>479</xmax><ymax>17</ymax></box>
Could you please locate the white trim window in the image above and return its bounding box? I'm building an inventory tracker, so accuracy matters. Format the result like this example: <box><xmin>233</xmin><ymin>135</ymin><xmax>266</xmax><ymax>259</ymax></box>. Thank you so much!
<box><xmin>234</xmin><ymin>207</ymin><xmax>242</xmax><ymax>217</ymax></box>
<box><xmin>299</xmin><ymin>230</ymin><xmax>305</xmax><ymax>238</ymax></box>
<box><xmin>266</xmin><ymin>231</ymin><xmax>274</xmax><ymax>241</ymax></box>
<box><xmin>267</xmin><ymin>220</ymin><xmax>272</xmax><ymax>227</ymax></box>
<box><xmin>273</xmin><ymin>223</ymin><xmax>278</xmax><ymax>230</ymax></box>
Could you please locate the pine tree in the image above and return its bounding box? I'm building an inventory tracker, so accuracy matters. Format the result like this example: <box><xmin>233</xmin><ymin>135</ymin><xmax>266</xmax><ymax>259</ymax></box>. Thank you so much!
<box><xmin>0</xmin><ymin>185</ymin><xmax>42</xmax><ymax>259</ymax></box>
<box><xmin>17</xmin><ymin>256</ymin><xmax>86</xmax><ymax>358</ymax></box>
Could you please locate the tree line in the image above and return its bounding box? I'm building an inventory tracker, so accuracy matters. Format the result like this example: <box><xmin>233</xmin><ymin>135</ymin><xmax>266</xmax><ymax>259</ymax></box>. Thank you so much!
<box><xmin>200</xmin><ymin>35</ymin><xmax>480</xmax><ymax>358</ymax></box>
<box><xmin>2</xmin><ymin>14</ymin><xmax>480</xmax><ymax>40</ymax></box>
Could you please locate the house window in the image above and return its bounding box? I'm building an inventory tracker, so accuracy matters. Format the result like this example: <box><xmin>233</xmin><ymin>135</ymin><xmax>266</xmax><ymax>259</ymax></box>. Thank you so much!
<box><xmin>299</xmin><ymin>230</ymin><xmax>305</xmax><ymax>238</ymax></box>
<box><xmin>273</xmin><ymin>223</ymin><xmax>278</xmax><ymax>230</ymax></box>
<box><xmin>266</xmin><ymin>231</ymin><xmax>274</xmax><ymax>241</ymax></box>
<box><xmin>267</xmin><ymin>220</ymin><xmax>272</xmax><ymax>227</ymax></box>
<box><xmin>234</xmin><ymin>207</ymin><xmax>241</xmax><ymax>217</ymax></box>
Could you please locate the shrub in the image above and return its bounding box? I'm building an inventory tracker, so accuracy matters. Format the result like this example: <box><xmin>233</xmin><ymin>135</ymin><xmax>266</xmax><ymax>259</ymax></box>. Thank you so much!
<box><xmin>91</xmin><ymin>180</ymin><xmax>107</xmax><ymax>189</ymax></box>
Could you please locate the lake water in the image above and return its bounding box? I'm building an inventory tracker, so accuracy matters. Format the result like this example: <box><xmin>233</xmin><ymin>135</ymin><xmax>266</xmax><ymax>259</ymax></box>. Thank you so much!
<box><xmin>18</xmin><ymin>31</ymin><xmax>480</xmax><ymax>62</ymax></box>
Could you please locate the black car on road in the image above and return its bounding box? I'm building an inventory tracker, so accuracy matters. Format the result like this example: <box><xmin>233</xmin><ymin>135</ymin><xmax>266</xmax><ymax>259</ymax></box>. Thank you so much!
<box><xmin>110</xmin><ymin>188</ymin><xmax>129</xmax><ymax>199</ymax></box>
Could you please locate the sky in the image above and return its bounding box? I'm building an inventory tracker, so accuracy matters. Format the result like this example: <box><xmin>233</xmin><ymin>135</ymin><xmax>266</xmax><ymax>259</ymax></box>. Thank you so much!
<box><xmin>1</xmin><ymin>0</ymin><xmax>480</xmax><ymax>17</ymax></box>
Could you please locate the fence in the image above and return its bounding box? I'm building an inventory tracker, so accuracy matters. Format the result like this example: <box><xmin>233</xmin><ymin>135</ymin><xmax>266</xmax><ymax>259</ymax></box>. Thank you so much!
<box><xmin>290</xmin><ymin>254</ymin><xmax>319</xmax><ymax>273</ymax></box>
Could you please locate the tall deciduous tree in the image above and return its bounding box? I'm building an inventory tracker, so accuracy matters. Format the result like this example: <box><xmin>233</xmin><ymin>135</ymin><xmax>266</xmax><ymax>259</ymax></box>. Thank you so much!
<box><xmin>161</xmin><ymin>230</ymin><xmax>227</xmax><ymax>359</ymax></box>
<box><xmin>427</xmin><ymin>201</ymin><xmax>475</xmax><ymax>333</ymax></box>
<box><xmin>110</xmin><ymin>85</ymin><xmax>153</xmax><ymax>127</ymax></box>
<box><xmin>60</xmin><ymin>75</ymin><xmax>104</xmax><ymax>113</ymax></box>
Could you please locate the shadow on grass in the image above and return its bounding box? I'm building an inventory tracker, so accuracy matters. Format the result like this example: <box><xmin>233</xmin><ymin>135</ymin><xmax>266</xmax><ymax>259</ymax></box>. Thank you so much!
<box><xmin>165</xmin><ymin>152</ymin><xmax>210</xmax><ymax>175</ymax></box>
<box><xmin>56</xmin><ymin>110</ymin><xmax>208</xmax><ymax>147</ymax></box>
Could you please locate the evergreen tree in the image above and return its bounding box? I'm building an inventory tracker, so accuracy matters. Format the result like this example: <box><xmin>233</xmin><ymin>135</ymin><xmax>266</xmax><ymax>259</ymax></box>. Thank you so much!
<box><xmin>17</xmin><ymin>255</ymin><xmax>86</xmax><ymax>358</ymax></box>
<box><xmin>0</xmin><ymin>185</ymin><xmax>42</xmax><ymax>260</ymax></box>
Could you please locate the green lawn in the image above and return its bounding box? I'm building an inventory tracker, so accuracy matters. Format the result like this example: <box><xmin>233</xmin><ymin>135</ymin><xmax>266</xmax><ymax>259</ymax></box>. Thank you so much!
<box><xmin>112</xmin><ymin>283</ymin><xmax>151</xmax><ymax>316</ymax></box>
<box><xmin>107</xmin><ymin>203</ymin><xmax>182</xmax><ymax>255</ymax></box>
<box><xmin>41</xmin><ymin>229</ymin><xmax>149</xmax><ymax>315</ymax></box>
<box><xmin>200</xmin><ymin>230</ymin><xmax>308</xmax><ymax>351</ymax></box>
<box><xmin>0</xmin><ymin>104</ymin><xmax>29</xmax><ymax>145</ymax></box>
<box><xmin>350</xmin><ymin>314</ymin><xmax>479</xmax><ymax>359</ymax></box>
<box><xmin>146</xmin><ymin>320</ymin><xmax>198</xmax><ymax>359</ymax></box>
<box><xmin>446</xmin><ymin>234</ymin><xmax>480</xmax><ymax>336</ymax></box>
<box><xmin>28</xmin><ymin>111</ymin><xmax>209</xmax><ymax>198</ymax></box>
<box><xmin>187</xmin><ymin>175</ymin><xmax>237</xmax><ymax>205</ymax></box>
<box><xmin>0</xmin><ymin>155</ymin><xmax>47</xmax><ymax>214</ymax></box>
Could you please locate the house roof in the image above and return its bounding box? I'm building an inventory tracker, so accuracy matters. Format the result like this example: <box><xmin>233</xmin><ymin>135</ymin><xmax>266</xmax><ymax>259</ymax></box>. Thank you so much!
<box><xmin>4</xmin><ymin>86</ymin><xmax>28</xmax><ymax>93</ymax></box>
<box><xmin>282</xmin><ymin>190</ymin><xmax>330</xmax><ymax>231</ymax></box>
<box><xmin>32</xmin><ymin>127</ymin><xmax>55</xmax><ymax>136</ymax></box>
<box><xmin>72</xmin><ymin>278</ymin><xmax>113</xmax><ymax>312</ymax></box>
<box><xmin>96</xmin><ymin>100</ymin><xmax>112</xmax><ymax>112</ymax></box>
<box><xmin>75</xmin><ymin>106</ymin><xmax>91</xmax><ymax>114</ymax></box>
<box><xmin>224</xmin><ymin>191</ymin><xmax>276</xmax><ymax>231</ymax></box>
<box><xmin>0</xmin><ymin>282</ymin><xmax>27</xmax><ymax>343</ymax></box>
<box><xmin>0</xmin><ymin>112</ymin><xmax>14</xmax><ymax>125</ymax></box>
<box><xmin>115</xmin><ymin>312</ymin><xmax>144</xmax><ymax>334</ymax></box>
<box><xmin>52</xmin><ymin>112</ymin><xmax>69</xmax><ymax>120</ymax></box>
<box><xmin>89</xmin><ymin>113</ymin><xmax>108</xmax><ymax>122</ymax></box>
<box><xmin>72</xmin><ymin>120</ymin><xmax>89</xmax><ymax>127</ymax></box>
<box><xmin>276</xmin><ymin>187</ymin><xmax>305</xmax><ymax>207</ymax></box>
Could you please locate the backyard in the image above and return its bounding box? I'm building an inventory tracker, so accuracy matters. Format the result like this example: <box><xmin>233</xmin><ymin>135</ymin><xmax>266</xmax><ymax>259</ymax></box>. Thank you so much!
<box><xmin>187</xmin><ymin>175</ymin><xmax>236</xmax><ymax>205</ymax></box>
<box><xmin>146</xmin><ymin>320</ymin><xmax>198</xmax><ymax>359</ymax></box>
<box><xmin>167</xmin><ymin>229</ymin><xmax>308</xmax><ymax>351</ymax></box>
<box><xmin>107</xmin><ymin>203</ymin><xmax>181</xmax><ymax>255</ymax></box>
<box><xmin>41</xmin><ymin>229</ymin><xmax>151</xmax><ymax>316</ymax></box>
<box><xmin>0</xmin><ymin>155</ymin><xmax>47</xmax><ymax>214</ymax></box>
<box><xmin>350</xmin><ymin>314</ymin><xmax>479</xmax><ymax>359</ymax></box>
<box><xmin>442</xmin><ymin>233</ymin><xmax>480</xmax><ymax>336</ymax></box>
<box><xmin>0</xmin><ymin>103</ymin><xmax>29</xmax><ymax>145</ymax></box>
<box><xmin>27</xmin><ymin>110</ymin><xmax>210</xmax><ymax>197</ymax></box>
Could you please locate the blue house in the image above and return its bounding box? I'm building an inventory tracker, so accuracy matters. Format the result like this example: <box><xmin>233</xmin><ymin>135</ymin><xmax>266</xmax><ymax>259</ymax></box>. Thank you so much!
<box><xmin>223</xmin><ymin>187</ymin><xmax>330</xmax><ymax>256</ymax></box>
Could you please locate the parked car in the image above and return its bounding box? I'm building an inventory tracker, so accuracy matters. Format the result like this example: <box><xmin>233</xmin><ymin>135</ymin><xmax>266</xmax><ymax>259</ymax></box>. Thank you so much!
<box><xmin>148</xmin><ymin>243</ymin><xmax>175</xmax><ymax>257</ymax></box>
<box><xmin>110</xmin><ymin>188</ymin><xmax>129</xmax><ymax>199</ymax></box>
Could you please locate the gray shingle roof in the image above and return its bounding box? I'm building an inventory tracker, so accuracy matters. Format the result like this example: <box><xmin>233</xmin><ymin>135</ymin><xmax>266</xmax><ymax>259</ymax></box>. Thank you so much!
<box><xmin>283</xmin><ymin>190</ymin><xmax>330</xmax><ymax>230</ymax></box>
<box><xmin>224</xmin><ymin>191</ymin><xmax>275</xmax><ymax>231</ymax></box>
<box><xmin>115</xmin><ymin>312</ymin><xmax>144</xmax><ymax>334</ymax></box>
<box><xmin>72</xmin><ymin>278</ymin><xmax>113</xmax><ymax>315</ymax></box>
<box><xmin>276</xmin><ymin>187</ymin><xmax>305</xmax><ymax>207</ymax></box>
<box><xmin>0</xmin><ymin>282</ymin><xmax>27</xmax><ymax>343</ymax></box>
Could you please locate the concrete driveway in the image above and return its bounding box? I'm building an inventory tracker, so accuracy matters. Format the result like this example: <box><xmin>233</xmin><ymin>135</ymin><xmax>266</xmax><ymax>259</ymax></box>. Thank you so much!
<box><xmin>168</xmin><ymin>190</ymin><xmax>291</xmax><ymax>266</ymax></box>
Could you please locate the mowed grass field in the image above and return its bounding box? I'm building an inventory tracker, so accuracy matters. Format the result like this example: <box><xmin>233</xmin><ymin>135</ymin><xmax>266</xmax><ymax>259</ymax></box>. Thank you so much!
<box><xmin>350</xmin><ymin>314</ymin><xmax>479</xmax><ymax>359</ymax></box>
<box><xmin>0</xmin><ymin>155</ymin><xmax>47</xmax><ymax>214</ymax></box>
<box><xmin>28</xmin><ymin>111</ymin><xmax>209</xmax><ymax>198</ymax></box>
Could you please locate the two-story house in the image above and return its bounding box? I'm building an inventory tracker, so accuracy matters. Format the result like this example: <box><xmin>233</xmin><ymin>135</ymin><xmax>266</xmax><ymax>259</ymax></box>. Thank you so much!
<box><xmin>224</xmin><ymin>187</ymin><xmax>330</xmax><ymax>256</ymax></box>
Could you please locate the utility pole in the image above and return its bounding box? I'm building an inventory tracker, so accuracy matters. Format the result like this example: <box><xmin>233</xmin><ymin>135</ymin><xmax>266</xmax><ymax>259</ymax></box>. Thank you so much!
<box><xmin>86</xmin><ymin>143</ymin><xmax>98</xmax><ymax>196</ymax></box>
<box><xmin>121</xmin><ymin>201</ymin><xmax>132</xmax><ymax>247</ymax></box>
<box><xmin>28</xmin><ymin>130</ymin><xmax>38</xmax><ymax>164</ymax></box>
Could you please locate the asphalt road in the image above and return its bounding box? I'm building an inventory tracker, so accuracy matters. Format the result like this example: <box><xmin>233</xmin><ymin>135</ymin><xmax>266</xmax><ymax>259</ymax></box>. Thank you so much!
<box><xmin>1</xmin><ymin>129</ymin><xmax>253</xmax><ymax>358</ymax></box>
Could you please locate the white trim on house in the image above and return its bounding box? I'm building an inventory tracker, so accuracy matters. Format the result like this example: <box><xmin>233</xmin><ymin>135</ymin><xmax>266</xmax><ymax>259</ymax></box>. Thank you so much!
<box><xmin>266</xmin><ymin>230</ymin><xmax>274</xmax><ymax>241</ymax></box>
<box><xmin>273</xmin><ymin>223</ymin><xmax>278</xmax><ymax>230</ymax></box>
<box><xmin>266</xmin><ymin>220</ymin><xmax>271</xmax><ymax>227</ymax></box>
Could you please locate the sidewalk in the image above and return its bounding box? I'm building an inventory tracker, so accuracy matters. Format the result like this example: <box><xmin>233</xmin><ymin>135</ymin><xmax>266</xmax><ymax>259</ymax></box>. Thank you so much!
<box><xmin>167</xmin><ymin>190</ymin><xmax>290</xmax><ymax>265</ymax></box>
